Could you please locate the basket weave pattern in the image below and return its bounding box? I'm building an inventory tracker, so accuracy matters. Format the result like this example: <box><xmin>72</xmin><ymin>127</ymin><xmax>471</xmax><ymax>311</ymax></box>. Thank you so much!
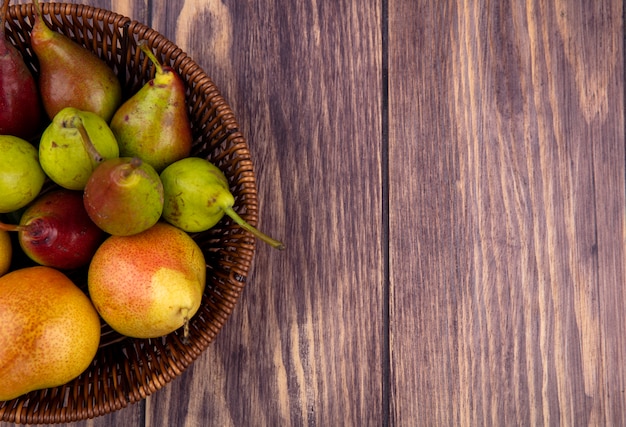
<box><xmin>1</xmin><ymin>3</ymin><xmax>257</xmax><ymax>424</ymax></box>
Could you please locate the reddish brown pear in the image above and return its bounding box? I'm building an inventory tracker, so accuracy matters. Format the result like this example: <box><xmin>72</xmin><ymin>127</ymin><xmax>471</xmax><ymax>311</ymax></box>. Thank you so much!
<box><xmin>0</xmin><ymin>0</ymin><xmax>42</xmax><ymax>138</ymax></box>
<box><xmin>83</xmin><ymin>157</ymin><xmax>164</xmax><ymax>236</ymax></box>
<box><xmin>29</xmin><ymin>0</ymin><xmax>122</xmax><ymax>121</ymax></box>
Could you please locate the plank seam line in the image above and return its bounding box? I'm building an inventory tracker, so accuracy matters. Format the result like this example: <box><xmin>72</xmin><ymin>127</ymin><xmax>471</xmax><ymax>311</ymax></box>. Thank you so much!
<box><xmin>381</xmin><ymin>0</ymin><xmax>391</xmax><ymax>426</ymax></box>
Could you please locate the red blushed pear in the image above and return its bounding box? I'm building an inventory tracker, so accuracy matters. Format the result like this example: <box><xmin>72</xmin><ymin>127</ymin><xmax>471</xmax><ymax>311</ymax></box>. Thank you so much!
<box><xmin>109</xmin><ymin>41</ymin><xmax>192</xmax><ymax>172</ymax></box>
<box><xmin>83</xmin><ymin>157</ymin><xmax>164</xmax><ymax>236</ymax></box>
<box><xmin>0</xmin><ymin>0</ymin><xmax>43</xmax><ymax>138</ymax></box>
<box><xmin>30</xmin><ymin>0</ymin><xmax>122</xmax><ymax>121</ymax></box>
<box><xmin>0</xmin><ymin>189</ymin><xmax>106</xmax><ymax>270</ymax></box>
<box><xmin>88</xmin><ymin>222</ymin><xmax>206</xmax><ymax>339</ymax></box>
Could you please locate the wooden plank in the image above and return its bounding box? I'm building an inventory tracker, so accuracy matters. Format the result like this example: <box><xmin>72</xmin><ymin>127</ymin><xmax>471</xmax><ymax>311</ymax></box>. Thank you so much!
<box><xmin>387</xmin><ymin>2</ymin><xmax>461</xmax><ymax>425</ymax></box>
<box><xmin>389</xmin><ymin>0</ymin><xmax>626</xmax><ymax>425</ymax></box>
<box><xmin>146</xmin><ymin>0</ymin><xmax>385</xmax><ymax>425</ymax></box>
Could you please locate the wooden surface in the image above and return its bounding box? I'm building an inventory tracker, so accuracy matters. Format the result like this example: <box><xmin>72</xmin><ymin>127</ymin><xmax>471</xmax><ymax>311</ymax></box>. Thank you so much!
<box><xmin>2</xmin><ymin>0</ymin><xmax>626</xmax><ymax>425</ymax></box>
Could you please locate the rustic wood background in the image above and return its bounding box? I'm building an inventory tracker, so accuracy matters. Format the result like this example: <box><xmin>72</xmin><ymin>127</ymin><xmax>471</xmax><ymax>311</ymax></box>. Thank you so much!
<box><xmin>3</xmin><ymin>0</ymin><xmax>626</xmax><ymax>425</ymax></box>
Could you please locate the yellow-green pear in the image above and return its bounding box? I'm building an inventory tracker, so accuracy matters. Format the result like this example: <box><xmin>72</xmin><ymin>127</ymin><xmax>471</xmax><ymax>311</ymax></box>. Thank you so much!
<box><xmin>161</xmin><ymin>157</ymin><xmax>285</xmax><ymax>250</ymax></box>
<box><xmin>109</xmin><ymin>42</ymin><xmax>192</xmax><ymax>172</ymax></box>
<box><xmin>39</xmin><ymin>107</ymin><xmax>120</xmax><ymax>190</ymax></box>
<box><xmin>0</xmin><ymin>266</ymin><xmax>101</xmax><ymax>401</ymax></box>
<box><xmin>88</xmin><ymin>222</ymin><xmax>206</xmax><ymax>339</ymax></box>
<box><xmin>0</xmin><ymin>135</ymin><xmax>46</xmax><ymax>213</ymax></box>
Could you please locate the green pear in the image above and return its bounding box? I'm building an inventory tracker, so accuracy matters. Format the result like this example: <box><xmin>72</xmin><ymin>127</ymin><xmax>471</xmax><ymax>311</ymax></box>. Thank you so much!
<box><xmin>39</xmin><ymin>107</ymin><xmax>120</xmax><ymax>190</ymax></box>
<box><xmin>160</xmin><ymin>157</ymin><xmax>285</xmax><ymax>250</ymax></box>
<box><xmin>0</xmin><ymin>266</ymin><xmax>101</xmax><ymax>401</ymax></box>
<box><xmin>109</xmin><ymin>42</ymin><xmax>192</xmax><ymax>172</ymax></box>
<box><xmin>0</xmin><ymin>135</ymin><xmax>46</xmax><ymax>213</ymax></box>
<box><xmin>83</xmin><ymin>157</ymin><xmax>164</xmax><ymax>236</ymax></box>
<box><xmin>88</xmin><ymin>222</ymin><xmax>206</xmax><ymax>339</ymax></box>
<box><xmin>30</xmin><ymin>0</ymin><xmax>122</xmax><ymax>121</ymax></box>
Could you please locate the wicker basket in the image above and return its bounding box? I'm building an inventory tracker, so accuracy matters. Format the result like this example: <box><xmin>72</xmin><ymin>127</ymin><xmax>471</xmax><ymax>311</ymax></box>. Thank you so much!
<box><xmin>1</xmin><ymin>2</ymin><xmax>257</xmax><ymax>424</ymax></box>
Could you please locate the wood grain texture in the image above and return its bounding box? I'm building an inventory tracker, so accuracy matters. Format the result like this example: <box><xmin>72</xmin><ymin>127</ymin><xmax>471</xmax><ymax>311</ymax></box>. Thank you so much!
<box><xmin>389</xmin><ymin>0</ymin><xmax>626</xmax><ymax>425</ymax></box>
<box><xmin>146</xmin><ymin>0</ymin><xmax>385</xmax><ymax>426</ymax></box>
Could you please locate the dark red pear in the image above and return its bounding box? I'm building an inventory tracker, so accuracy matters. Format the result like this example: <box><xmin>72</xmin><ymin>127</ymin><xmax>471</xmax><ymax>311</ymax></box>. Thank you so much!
<box><xmin>0</xmin><ymin>0</ymin><xmax>43</xmax><ymax>138</ymax></box>
<box><xmin>0</xmin><ymin>189</ymin><xmax>107</xmax><ymax>270</ymax></box>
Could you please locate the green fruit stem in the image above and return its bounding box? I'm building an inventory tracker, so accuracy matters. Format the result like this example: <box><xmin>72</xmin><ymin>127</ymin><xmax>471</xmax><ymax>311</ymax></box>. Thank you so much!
<box><xmin>139</xmin><ymin>41</ymin><xmax>163</xmax><ymax>75</ymax></box>
<box><xmin>223</xmin><ymin>206</ymin><xmax>285</xmax><ymax>250</ymax></box>
<box><xmin>32</xmin><ymin>0</ymin><xmax>43</xmax><ymax>21</ymax></box>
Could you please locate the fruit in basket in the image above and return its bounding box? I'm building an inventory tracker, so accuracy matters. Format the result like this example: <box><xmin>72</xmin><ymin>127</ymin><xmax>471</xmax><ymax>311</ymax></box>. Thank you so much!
<box><xmin>0</xmin><ymin>189</ymin><xmax>106</xmax><ymax>270</ymax></box>
<box><xmin>0</xmin><ymin>266</ymin><xmax>101</xmax><ymax>401</ymax></box>
<box><xmin>30</xmin><ymin>0</ymin><xmax>122</xmax><ymax>121</ymax></box>
<box><xmin>0</xmin><ymin>0</ymin><xmax>43</xmax><ymax>139</ymax></box>
<box><xmin>88</xmin><ymin>222</ymin><xmax>206</xmax><ymax>339</ymax></box>
<box><xmin>83</xmin><ymin>157</ymin><xmax>163</xmax><ymax>236</ymax></box>
<box><xmin>39</xmin><ymin>107</ymin><xmax>119</xmax><ymax>190</ymax></box>
<box><xmin>110</xmin><ymin>41</ymin><xmax>192</xmax><ymax>172</ymax></box>
<box><xmin>161</xmin><ymin>157</ymin><xmax>285</xmax><ymax>249</ymax></box>
<box><xmin>0</xmin><ymin>229</ymin><xmax>11</xmax><ymax>277</ymax></box>
<box><xmin>0</xmin><ymin>135</ymin><xmax>46</xmax><ymax>213</ymax></box>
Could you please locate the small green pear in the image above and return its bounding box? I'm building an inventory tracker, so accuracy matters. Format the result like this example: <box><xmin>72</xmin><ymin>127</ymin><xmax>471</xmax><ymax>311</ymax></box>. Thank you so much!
<box><xmin>160</xmin><ymin>157</ymin><xmax>284</xmax><ymax>250</ymax></box>
<box><xmin>109</xmin><ymin>42</ymin><xmax>192</xmax><ymax>172</ymax></box>
<box><xmin>39</xmin><ymin>107</ymin><xmax>120</xmax><ymax>190</ymax></box>
<box><xmin>83</xmin><ymin>157</ymin><xmax>164</xmax><ymax>236</ymax></box>
<box><xmin>0</xmin><ymin>135</ymin><xmax>46</xmax><ymax>213</ymax></box>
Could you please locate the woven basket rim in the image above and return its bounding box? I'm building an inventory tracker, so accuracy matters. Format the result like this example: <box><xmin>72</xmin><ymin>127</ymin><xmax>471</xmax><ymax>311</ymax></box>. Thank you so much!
<box><xmin>1</xmin><ymin>2</ymin><xmax>257</xmax><ymax>424</ymax></box>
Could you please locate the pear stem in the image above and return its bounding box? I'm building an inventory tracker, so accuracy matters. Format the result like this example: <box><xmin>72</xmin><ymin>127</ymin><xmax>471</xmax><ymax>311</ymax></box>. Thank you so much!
<box><xmin>125</xmin><ymin>157</ymin><xmax>142</xmax><ymax>176</ymax></box>
<box><xmin>1</xmin><ymin>0</ymin><xmax>9</xmax><ymax>36</ymax></box>
<box><xmin>32</xmin><ymin>0</ymin><xmax>43</xmax><ymax>21</ymax></box>
<box><xmin>0</xmin><ymin>221</ymin><xmax>23</xmax><ymax>232</ymax></box>
<box><xmin>71</xmin><ymin>117</ymin><xmax>104</xmax><ymax>163</ymax></box>
<box><xmin>223</xmin><ymin>206</ymin><xmax>285</xmax><ymax>250</ymax></box>
<box><xmin>112</xmin><ymin>157</ymin><xmax>143</xmax><ymax>182</ymax></box>
<box><xmin>138</xmin><ymin>40</ymin><xmax>164</xmax><ymax>75</ymax></box>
